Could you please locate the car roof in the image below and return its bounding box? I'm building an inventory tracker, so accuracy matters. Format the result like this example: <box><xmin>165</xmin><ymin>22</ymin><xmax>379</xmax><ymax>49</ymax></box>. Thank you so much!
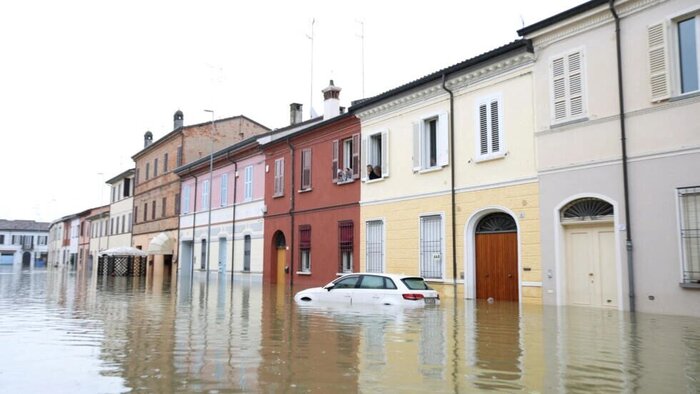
<box><xmin>342</xmin><ymin>273</ymin><xmax>424</xmax><ymax>280</ymax></box>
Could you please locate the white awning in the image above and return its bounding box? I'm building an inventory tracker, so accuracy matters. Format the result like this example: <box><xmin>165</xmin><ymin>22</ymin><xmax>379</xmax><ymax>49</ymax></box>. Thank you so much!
<box><xmin>147</xmin><ymin>233</ymin><xmax>174</xmax><ymax>255</ymax></box>
<box><xmin>101</xmin><ymin>246</ymin><xmax>148</xmax><ymax>257</ymax></box>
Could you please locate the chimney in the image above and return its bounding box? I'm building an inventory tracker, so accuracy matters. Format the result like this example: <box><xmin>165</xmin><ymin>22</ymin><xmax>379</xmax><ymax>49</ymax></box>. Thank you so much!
<box><xmin>290</xmin><ymin>103</ymin><xmax>303</xmax><ymax>125</ymax></box>
<box><xmin>173</xmin><ymin>110</ymin><xmax>184</xmax><ymax>129</ymax></box>
<box><xmin>322</xmin><ymin>80</ymin><xmax>341</xmax><ymax>119</ymax></box>
<box><xmin>144</xmin><ymin>131</ymin><xmax>153</xmax><ymax>148</ymax></box>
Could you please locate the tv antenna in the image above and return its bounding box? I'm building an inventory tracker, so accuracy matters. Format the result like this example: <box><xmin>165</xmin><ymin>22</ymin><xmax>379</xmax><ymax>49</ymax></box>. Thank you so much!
<box><xmin>306</xmin><ymin>18</ymin><xmax>316</xmax><ymax>118</ymax></box>
<box><xmin>356</xmin><ymin>19</ymin><xmax>365</xmax><ymax>98</ymax></box>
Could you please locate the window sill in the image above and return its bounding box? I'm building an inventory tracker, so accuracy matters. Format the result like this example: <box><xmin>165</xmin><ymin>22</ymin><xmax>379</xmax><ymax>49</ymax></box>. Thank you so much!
<box><xmin>473</xmin><ymin>151</ymin><xmax>507</xmax><ymax>163</ymax></box>
<box><xmin>669</xmin><ymin>90</ymin><xmax>700</xmax><ymax>102</ymax></box>
<box><xmin>296</xmin><ymin>271</ymin><xmax>311</xmax><ymax>276</ymax></box>
<box><xmin>335</xmin><ymin>179</ymin><xmax>356</xmax><ymax>185</ymax></box>
<box><xmin>336</xmin><ymin>272</ymin><xmax>353</xmax><ymax>276</ymax></box>
<box><xmin>550</xmin><ymin>116</ymin><xmax>589</xmax><ymax>129</ymax></box>
<box><xmin>298</xmin><ymin>188</ymin><xmax>312</xmax><ymax>193</ymax></box>
<box><xmin>679</xmin><ymin>282</ymin><xmax>700</xmax><ymax>289</ymax></box>
<box><xmin>363</xmin><ymin>177</ymin><xmax>385</xmax><ymax>183</ymax></box>
<box><xmin>272</xmin><ymin>193</ymin><xmax>284</xmax><ymax>199</ymax></box>
<box><xmin>415</xmin><ymin>166</ymin><xmax>443</xmax><ymax>174</ymax></box>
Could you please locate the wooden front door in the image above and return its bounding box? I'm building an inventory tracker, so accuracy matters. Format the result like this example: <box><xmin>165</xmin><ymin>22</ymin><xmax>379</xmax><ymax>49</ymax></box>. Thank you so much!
<box><xmin>475</xmin><ymin>213</ymin><xmax>518</xmax><ymax>302</ymax></box>
<box><xmin>276</xmin><ymin>247</ymin><xmax>286</xmax><ymax>286</ymax></box>
<box><xmin>565</xmin><ymin>224</ymin><xmax>617</xmax><ymax>308</ymax></box>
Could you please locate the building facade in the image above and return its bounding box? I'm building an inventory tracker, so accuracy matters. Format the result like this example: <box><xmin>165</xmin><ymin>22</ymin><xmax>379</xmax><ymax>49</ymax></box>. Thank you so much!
<box><xmin>131</xmin><ymin>111</ymin><xmax>269</xmax><ymax>281</ymax></box>
<box><xmin>519</xmin><ymin>0</ymin><xmax>700</xmax><ymax>315</ymax></box>
<box><xmin>352</xmin><ymin>41</ymin><xmax>541</xmax><ymax>302</ymax></box>
<box><xmin>262</xmin><ymin>83</ymin><xmax>362</xmax><ymax>288</ymax></box>
<box><xmin>0</xmin><ymin>219</ymin><xmax>50</xmax><ymax>268</ymax></box>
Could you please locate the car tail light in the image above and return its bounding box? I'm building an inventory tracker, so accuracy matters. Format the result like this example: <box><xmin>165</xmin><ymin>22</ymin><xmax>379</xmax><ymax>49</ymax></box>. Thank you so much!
<box><xmin>402</xmin><ymin>293</ymin><xmax>425</xmax><ymax>301</ymax></box>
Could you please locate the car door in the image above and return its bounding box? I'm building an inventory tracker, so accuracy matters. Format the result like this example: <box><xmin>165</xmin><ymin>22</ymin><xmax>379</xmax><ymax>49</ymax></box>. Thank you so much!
<box><xmin>355</xmin><ymin>274</ymin><xmax>390</xmax><ymax>305</ymax></box>
<box><xmin>327</xmin><ymin>275</ymin><xmax>359</xmax><ymax>304</ymax></box>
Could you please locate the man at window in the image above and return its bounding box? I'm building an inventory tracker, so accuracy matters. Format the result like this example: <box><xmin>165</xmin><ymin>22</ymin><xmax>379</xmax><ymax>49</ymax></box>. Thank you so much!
<box><xmin>368</xmin><ymin>165</ymin><xmax>379</xmax><ymax>180</ymax></box>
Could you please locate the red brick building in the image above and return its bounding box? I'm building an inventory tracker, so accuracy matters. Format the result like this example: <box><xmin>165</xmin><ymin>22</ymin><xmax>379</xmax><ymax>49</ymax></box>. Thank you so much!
<box><xmin>262</xmin><ymin>82</ymin><xmax>361</xmax><ymax>288</ymax></box>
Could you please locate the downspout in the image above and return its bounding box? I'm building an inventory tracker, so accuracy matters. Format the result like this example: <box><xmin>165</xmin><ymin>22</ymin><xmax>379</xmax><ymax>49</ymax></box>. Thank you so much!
<box><xmin>226</xmin><ymin>151</ymin><xmax>238</xmax><ymax>282</ymax></box>
<box><xmin>441</xmin><ymin>73</ymin><xmax>458</xmax><ymax>290</ymax></box>
<box><xmin>610</xmin><ymin>0</ymin><xmax>635</xmax><ymax>312</ymax></box>
<box><xmin>191</xmin><ymin>173</ymin><xmax>199</xmax><ymax>279</ymax></box>
<box><xmin>287</xmin><ymin>139</ymin><xmax>296</xmax><ymax>289</ymax></box>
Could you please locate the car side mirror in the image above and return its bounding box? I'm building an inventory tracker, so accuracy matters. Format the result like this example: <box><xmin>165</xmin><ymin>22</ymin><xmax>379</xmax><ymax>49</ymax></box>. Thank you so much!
<box><xmin>323</xmin><ymin>283</ymin><xmax>335</xmax><ymax>291</ymax></box>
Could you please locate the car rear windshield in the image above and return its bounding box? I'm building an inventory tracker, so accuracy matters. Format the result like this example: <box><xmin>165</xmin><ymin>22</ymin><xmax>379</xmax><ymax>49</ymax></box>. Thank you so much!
<box><xmin>401</xmin><ymin>277</ymin><xmax>431</xmax><ymax>290</ymax></box>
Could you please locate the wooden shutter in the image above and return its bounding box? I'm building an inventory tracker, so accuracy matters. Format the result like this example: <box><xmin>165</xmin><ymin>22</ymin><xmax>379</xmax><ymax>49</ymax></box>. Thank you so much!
<box><xmin>274</xmin><ymin>158</ymin><xmax>284</xmax><ymax>196</ymax></box>
<box><xmin>301</xmin><ymin>149</ymin><xmax>312</xmax><ymax>190</ymax></box>
<box><xmin>552</xmin><ymin>51</ymin><xmax>585</xmax><ymax>122</ymax></box>
<box><xmin>437</xmin><ymin>112</ymin><xmax>449</xmax><ymax>167</ymax></box>
<box><xmin>381</xmin><ymin>130</ymin><xmax>389</xmax><ymax>177</ymax></box>
<box><xmin>352</xmin><ymin>133</ymin><xmax>360</xmax><ymax>179</ymax></box>
<box><xmin>568</xmin><ymin>51</ymin><xmax>584</xmax><ymax>117</ymax></box>
<box><xmin>479</xmin><ymin>104</ymin><xmax>488</xmax><ymax>155</ymax></box>
<box><xmin>412</xmin><ymin>122</ymin><xmax>421</xmax><ymax>171</ymax></box>
<box><xmin>361</xmin><ymin>136</ymin><xmax>368</xmax><ymax>180</ymax></box>
<box><xmin>552</xmin><ymin>57</ymin><xmax>567</xmax><ymax>121</ymax></box>
<box><xmin>648</xmin><ymin>22</ymin><xmax>670</xmax><ymax>102</ymax></box>
<box><xmin>331</xmin><ymin>140</ymin><xmax>339</xmax><ymax>181</ymax></box>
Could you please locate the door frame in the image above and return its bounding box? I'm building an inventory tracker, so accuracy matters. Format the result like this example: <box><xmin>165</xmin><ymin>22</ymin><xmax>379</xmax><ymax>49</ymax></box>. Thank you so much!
<box><xmin>553</xmin><ymin>194</ymin><xmax>624</xmax><ymax>310</ymax></box>
<box><xmin>464</xmin><ymin>206</ymin><xmax>522</xmax><ymax>300</ymax></box>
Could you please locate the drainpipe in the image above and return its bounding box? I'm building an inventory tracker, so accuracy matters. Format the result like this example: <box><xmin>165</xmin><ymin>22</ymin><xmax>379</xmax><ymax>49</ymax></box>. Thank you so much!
<box><xmin>287</xmin><ymin>139</ymin><xmax>296</xmax><ymax>289</ymax></box>
<box><xmin>191</xmin><ymin>173</ymin><xmax>199</xmax><ymax>279</ymax></box>
<box><xmin>610</xmin><ymin>0</ymin><xmax>635</xmax><ymax>312</ymax></box>
<box><xmin>441</xmin><ymin>74</ymin><xmax>458</xmax><ymax>290</ymax></box>
<box><xmin>226</xmin><ymin>151</ymin><xmax>238</xmax><ymax>282</ymax></box>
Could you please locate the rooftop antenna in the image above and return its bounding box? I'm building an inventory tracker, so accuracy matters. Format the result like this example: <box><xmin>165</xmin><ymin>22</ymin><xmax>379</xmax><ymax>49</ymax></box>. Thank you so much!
<box><xmin>356</xmin><ymin>19</ymin><xmax>365</xmax><ymax>98</ymax></box>
<box><xmin>306</xmin><ymin>18</ymin><xmax>316</xmax><ymax>118</ymax></box>
<box><xmin>520</xmin><ymin>14</ymin><xmax>525</xmax><ymax>28</ymax></box>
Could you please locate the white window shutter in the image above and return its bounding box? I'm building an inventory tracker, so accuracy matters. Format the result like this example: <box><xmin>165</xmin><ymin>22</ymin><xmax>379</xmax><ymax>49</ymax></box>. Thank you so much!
<box><xmin>568</xmin><ymin>52</ymin><xmax>584</xmax><ymax>117</ymax></box>
<box><xmin>648</xmin><ymin>22</ymin><xmax>670</xmax><ymax>102</ymax></box>
<box><xmin>479</xmin><ymin>104</ymin><xmax>488</xmax><ymax>155</ymax></box>
<box><xmin>490</xmin><ymin>100</ymin><xmax>500</xmax><ymax>153</ymax></box>
<box><xmin>361</xmin><ymin>136</ymin><xmax>368</xmax><ymax>181</ymax></box>
<box><xmin>352</xmin><ymin>133</ymin><xmax>360</xmax><ymax>179</ymax></box>
<box><xmin>381</xmin><ymin>130</ymin><xmax>389</xmax><ymax>177</ymax></box>
<box><xmin>412</xmin><ymin>121</ymin><xmax>421</xmax><ymax>171</ymax></box>
<box><xmin>552</xmin><ymin>57</ymin><xmax>567</xmax><ymax>121</ymax></box>
<box><xmin>437</xmin><ymin>112</ymin><xmax>449</xmax><ymax>167</ymax></box>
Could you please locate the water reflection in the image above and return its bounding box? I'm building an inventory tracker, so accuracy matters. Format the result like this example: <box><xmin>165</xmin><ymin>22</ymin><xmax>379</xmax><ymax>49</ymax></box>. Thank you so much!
<box><xmin>1</xmin><ymin>266</ymin><xmax>699</xmax><ymax>393</ymax></box>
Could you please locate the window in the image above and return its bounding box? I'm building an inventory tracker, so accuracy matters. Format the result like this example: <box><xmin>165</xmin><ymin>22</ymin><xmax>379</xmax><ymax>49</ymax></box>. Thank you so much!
<box><xmin>678</xmin><ymin>16</ymin><xmax>699</xmax><ymax>94</ymax></box>
<box><xmin>123</xmin><ymin>178</ymin><xmax>131</xmax><ymax>197</ymax></box>
<box><xmin>334</xmin><ymin>275</ymin><xmax>359</xmax><ymax>289</ymax></box>
<box><xmin>134</xmin><ymin>206</ymin><xmax>138</xmax><ymax>224</ymax></box>
<box><xmin>0</xmin><ymin>235</ymin><xmax>4</xmax><ymax>244</ymax></box>
<box><xmin>111</xmin><ymin>186</ymin><xmax>116</xmax><ymax>203</ymax></box>
<box><xmin>244</xmin><ymin>165</ymin><xmax>254</xmax><ymax>201</ymax></box>
<box><xmin>175</xmin><ymin>193</ymin><xmax>180</xmax><ymax>215</ymax></box>
<box><xmin>162</xmin><ymin>197</ymin><xmax>167</xmax><ymax>217</ymax></box>
<box><xmin>273</xmin><ymin>158</ymin><xmax>284</xmax><ymax>197</ymax></box>
<box><xmin>154</xmin><ymin>158</ymin><xmax>159</xmax><ymax>177</ymax></box>
<box><xmin>551</xmin><ymin>49</ymin><xmax>585</xmax><ymax>123</ymax></box>
<box><xmin>299</xmin><ymin>225</ymin><xmax>311</xmax><ymax>273</ymax></box>
<box><xmin>135</xmin><ymin>168</ymin><xmax>139</xmax><ymax>186</ymax></box>
<box><xmin>163</xmin><ymin>153</ymin><xmax>169</xmax><ymax>173</ymax></box>
<box><xmin>37</xmin><ymin>235</ymin><xmax>47</xmax><ymax>245</ymax></box>
<box><xmin>413</xmin><ymin>113</ymin><xmax>448</xmax><ymax>171</ymax></box>
<box><xmin>183</xmin><ymin>185</ymin><xmax>191</xmax><ymax>214</ymax></box>
<box><xmin>300</xmin><ymin>149</ymin><xmax>312</xmax><ymax>191</ymax></box>
<box><xmin>202</xmin><ymin>180</ymin><xmax>210</xmax><ymax>210</ymax></box>
<box><xmin>366</xmin><ymin>220</ymin><xmax>384</xmax><ymax>273</ymax></box>
<box><xmin>143</xmin><ymin>202</ymin><xmax>148</xmax><ymax>222</ymax></box>
<box><xmin>118</xmin><ymin>183</ymin><xmax>122</xmax><ymax>201</ymax></box>
<box><xmin>679</xmin><ymin>186</ymin><xmax>700</xmax><ymax>285</ymax></box>
<box><xmin>364</xmin><ymin>131</ymin><xmax>389</xmax><ymax>180</ymax></box>
<box><xmin>152</xmin><ymin>200</ymin><xmax>156</xmax><ymax>220</ymax></box>
<box><xmin>127</xmin><ymin>213</ymin><xmax>132</xmax><ymax>232</ymax></box>
<box><xmin>176</xmin><ymin>146</ymin><xmax>183</xmax><ymax>167</ymax></box>
<box><xmin>420</xmin><ymin>215</ymin><xmax>443</xmax><ymax>279</ymax></box>
<box><xmin>476</xmin><ymin>95</ymin><xmax>505</xmax><ymax>160</ymax></box>
<box><xmin>146</xmin><ymin>162</ymin><xmax>150</xmax><ymax>180</ymax></box>
<box><xmin>220</xmin><ymin>173</ymin><xmax>228</xmax><ymax>206</ymax></box>
<box><xmin>332</xmin><ymin>134</ymin><xmax>360</xmax><ymax>183</ymax></box>
<box><xmin>121</xmin><ymin>214</ymin><xmax>126</xmax><ymax>233</ymax></box>
<box><xmin>339</xmin><ymin>221</ymin><xmax>353</xmax><ymax>273</ymax></box>
<box><xmin>115</xmin><ymin>217</ymin><xmax>120</xmax><ymax>234</ymax></box>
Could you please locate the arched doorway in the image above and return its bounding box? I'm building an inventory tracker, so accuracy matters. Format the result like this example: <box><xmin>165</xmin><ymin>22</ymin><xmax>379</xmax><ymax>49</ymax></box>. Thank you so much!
<box><xmin>273</xmin><ymin>231</ymin><xmax>286</xmax><ymax>285</ymax></box>
<box><xmin>22</xmin><ymin>252</ymin><xmax>31</xmax><ymax>268</ymax></box>
<box><xmin>561</xmin><ymin>197</ymin><xmax>617</xmax><ymax>308</ymax></box>
<box><xmin>475</xmin><ymin>212</ymin><xmax>518</xmax><ymax>301</ymax></box>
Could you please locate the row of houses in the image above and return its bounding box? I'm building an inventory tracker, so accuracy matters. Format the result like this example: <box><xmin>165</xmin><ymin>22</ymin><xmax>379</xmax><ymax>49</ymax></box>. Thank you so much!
<box><xmin>48</xmin><ymin>0</ymin><xmax>700</xmax><ymax>316</ymax></box>
<box><xmin>0</xmin><ymin>220</ymin><xmax>49</xmax><ymax>267</ymax></box>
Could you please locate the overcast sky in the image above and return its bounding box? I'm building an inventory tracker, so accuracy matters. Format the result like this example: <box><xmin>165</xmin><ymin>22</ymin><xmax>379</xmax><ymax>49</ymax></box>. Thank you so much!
<box><xmin>0</xmin><ymin>0</ymin><xmax>585</xmax><ymax>223</ymax></box>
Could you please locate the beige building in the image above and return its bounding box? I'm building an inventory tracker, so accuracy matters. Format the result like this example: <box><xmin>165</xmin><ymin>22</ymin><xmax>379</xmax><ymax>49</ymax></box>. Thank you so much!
<box><xmin>519</xmin><ymin>0</ymin><xmax>700</xmax><ymax>316</ymax></box>
<box><xmin>131</xmin><ymin>110</ymin><xmax>269</xmax><ymax>281</ymax></box>
<box><xmin>105</xmin><ymin>169</ymin><xmax>135</xmax><ymax>250</ymax></box>
<box><xmin>352</xmin><ymin>40</ymin><xmax>542</xmax><ymax>302</ymax></box>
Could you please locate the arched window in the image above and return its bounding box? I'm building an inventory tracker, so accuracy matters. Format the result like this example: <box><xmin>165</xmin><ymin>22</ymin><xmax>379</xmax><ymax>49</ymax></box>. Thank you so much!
<box><xmin>561</xmin><ymin>198</ymin><xmax>613</xmax><ymax>222</ymax></box>
<box><xmin>476</xmin><ymin>213</ymin><xmax>516</xmax><ymax>233</ymax></box>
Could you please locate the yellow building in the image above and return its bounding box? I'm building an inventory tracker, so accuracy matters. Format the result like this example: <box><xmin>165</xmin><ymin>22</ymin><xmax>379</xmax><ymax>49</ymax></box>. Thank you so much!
<box><xmin>352</xmin><ymin>40</ymin><xmax>541</xmax><ymax>303</ymax></box>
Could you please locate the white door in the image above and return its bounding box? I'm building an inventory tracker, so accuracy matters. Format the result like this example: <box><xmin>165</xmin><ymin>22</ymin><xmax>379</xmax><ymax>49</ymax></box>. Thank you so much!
<box><xmin>565</xmin><ymin>224</ymin><xmax>617</xmax><ymax>308</ymax></box>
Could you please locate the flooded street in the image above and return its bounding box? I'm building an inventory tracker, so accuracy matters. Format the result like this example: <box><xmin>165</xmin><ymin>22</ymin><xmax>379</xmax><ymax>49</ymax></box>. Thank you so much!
<box><xmin>1</xmin><ymin>267</ymin><xmax>699</xmax><ymax>393</ymax></box>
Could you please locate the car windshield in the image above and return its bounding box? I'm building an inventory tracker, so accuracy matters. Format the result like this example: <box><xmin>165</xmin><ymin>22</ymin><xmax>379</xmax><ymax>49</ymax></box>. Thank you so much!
<box><xmin>401</xmin><ymin>277</ymin><xmax>431</xmax><ymax>290</ymax></box>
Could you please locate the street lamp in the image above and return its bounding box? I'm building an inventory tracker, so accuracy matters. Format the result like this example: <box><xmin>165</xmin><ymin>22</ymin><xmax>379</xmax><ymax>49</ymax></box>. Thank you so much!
<box><xmin>203</xmin><ymin>109</ymin><xmax>215</xmax><ymax>283</ymax></box>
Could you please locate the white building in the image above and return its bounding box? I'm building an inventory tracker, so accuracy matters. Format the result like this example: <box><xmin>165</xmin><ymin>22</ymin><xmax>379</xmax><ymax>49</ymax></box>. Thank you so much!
<box><xmin>0</xmin><ymin>219</ymin><xmax>50</xmax><ymax>269</ymax></box>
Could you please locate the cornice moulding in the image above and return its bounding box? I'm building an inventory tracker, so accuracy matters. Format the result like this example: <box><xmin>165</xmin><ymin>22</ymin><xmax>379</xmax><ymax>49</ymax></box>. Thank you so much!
<box><xmin>356</xmin><ymin>53</ymin><xmax>535</xmax><ymax>122</ymax></box>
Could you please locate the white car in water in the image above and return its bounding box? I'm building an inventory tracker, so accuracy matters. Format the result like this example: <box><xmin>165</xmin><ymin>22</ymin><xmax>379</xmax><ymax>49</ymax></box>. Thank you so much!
<box><xmin>294</xmin><ymin>273</ymin><xmax>440</xmax><ymax>307</ymax></box>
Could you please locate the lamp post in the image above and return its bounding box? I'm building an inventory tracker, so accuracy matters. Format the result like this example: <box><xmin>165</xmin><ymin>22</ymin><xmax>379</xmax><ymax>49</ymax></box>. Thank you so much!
<box><xmin>204</xmin><ymin>109</ymin><xmax>215</xmax><ymax>283</ymax></box>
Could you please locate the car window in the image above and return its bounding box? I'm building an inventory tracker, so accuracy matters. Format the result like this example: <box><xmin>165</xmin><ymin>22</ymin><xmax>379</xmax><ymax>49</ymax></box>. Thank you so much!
<box><xmin>402</xmin><ymin>277</ymin><xmax>431</xmax><ymax>290</ymax></box>
<box><xmin>334</xmin><ymin>276</ymin><xmax>359</xmax><ymax>289</ymax></box>
<box><xmin>384</xmin><ymin>277</ymin><xmax>397</xmax><ymax>289</ymax></box>
<box><xmin>359</xmin><ymin>275</ymin><xmax>385</xmax><ymax>289</ymax></box>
